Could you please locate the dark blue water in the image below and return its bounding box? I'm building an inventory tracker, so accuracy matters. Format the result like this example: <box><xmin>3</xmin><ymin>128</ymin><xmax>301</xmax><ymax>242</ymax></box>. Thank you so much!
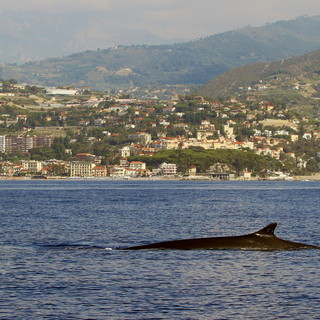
<box><xmin>0</xmin><ymin>180</ymin><xmax>319</xmax><ymax>320</ymax></box>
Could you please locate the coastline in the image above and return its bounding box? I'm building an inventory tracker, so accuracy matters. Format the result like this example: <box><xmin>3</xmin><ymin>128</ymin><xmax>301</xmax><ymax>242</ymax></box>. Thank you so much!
<box><xmin>1</xmin><ymin>173</ymin><xmax>320</xmax><ymax>181</ymax></box>
<box><xmin>292</xmin><ymin>173</ymin><xmax>320</xmax><ymax>181</ymax></box>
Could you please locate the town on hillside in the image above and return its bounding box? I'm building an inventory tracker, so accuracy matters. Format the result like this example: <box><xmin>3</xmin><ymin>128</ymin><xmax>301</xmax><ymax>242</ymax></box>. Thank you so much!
<box><xmin>0</xmin><ymin>80</ymin><xmax>320</xmax><ymax>180</ymax></box>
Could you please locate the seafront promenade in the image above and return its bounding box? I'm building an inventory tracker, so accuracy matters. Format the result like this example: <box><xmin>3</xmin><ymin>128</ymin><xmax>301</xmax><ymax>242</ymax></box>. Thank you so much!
<box><xmin>291</xmin><ymin>173</ymin><xmax>320</xmax><ymax>180</ymax></box>
<box><xmin>1</xmin><ymin>173</ymin><xmax>320</xmax><ymax>181</ymax></box>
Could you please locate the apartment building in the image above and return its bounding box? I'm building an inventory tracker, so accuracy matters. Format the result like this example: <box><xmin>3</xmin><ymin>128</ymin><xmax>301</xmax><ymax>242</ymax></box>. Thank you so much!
<box><xmin>1</xmin><ymin>135</ymin><xmax>52</xmax><ymax>153</ymax></box>
<box><xmin>159</xmin><ymin>162</ymin><xmax>177</xmax><ymax>176</ymax></box>
<box><xmin>69</xmin><ymin>161</ymin><xmax>96</xmax><ymax>177</ymax></box>
<box><xmin>0</xmin><ymin>135</ymin><xmax>5</xmax><ymax>153</ymax></box>
<box><xmin>21</xmin><ymin>160</ymin><xmax>43</xmax><ymax>173</ymax></box>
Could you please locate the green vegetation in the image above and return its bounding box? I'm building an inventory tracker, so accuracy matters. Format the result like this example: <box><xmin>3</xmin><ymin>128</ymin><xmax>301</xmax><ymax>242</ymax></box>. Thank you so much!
<box><xmin>197</xmin><ymin>47</ymin><xmax>320</xmax><ymax>116</ymax></box>
<box><xmin>128</xmin><ymin>148</ymin><xmax>284</xmax><ymax>176</ymax></box>
<box><xmin>1</xmin><ymin>77</ymin><xmax>320</xmax><ymax>178</ymax></box>
<box><xmin>1</xmin><ymin>16</ymin><xmax>320</xmax><ymax>90</ymax></box>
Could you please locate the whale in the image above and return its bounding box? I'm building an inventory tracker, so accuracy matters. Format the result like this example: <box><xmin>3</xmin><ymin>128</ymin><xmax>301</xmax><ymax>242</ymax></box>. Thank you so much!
<box><xmin>123</xmin><ymin>223</ymin><xmax>320</xmax><ymax>250</ymax></box>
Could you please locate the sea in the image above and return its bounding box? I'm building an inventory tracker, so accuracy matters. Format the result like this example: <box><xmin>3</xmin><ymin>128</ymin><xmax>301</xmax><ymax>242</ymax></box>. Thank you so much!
<box><xmin>0</xmin><ymin>179</ymin><xmax>319</xmax><ymax>320</ymax></box>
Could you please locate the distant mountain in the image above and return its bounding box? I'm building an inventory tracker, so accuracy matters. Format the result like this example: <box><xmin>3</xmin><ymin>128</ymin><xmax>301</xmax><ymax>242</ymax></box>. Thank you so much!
<box><xmin>2</xmin><ymin>16</ymin><xmax>320</xmax><ymax>90</ymax></box>
<box><xmin>0</xmin><ymin>11</ymin><xmax>184</xmax><ymax>64</ymax></box>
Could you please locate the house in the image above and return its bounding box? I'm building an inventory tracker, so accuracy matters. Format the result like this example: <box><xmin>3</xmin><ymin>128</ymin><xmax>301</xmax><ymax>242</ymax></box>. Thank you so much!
<box><xmin>187</xmin><ymin>165</ymin><xmax>197</xmax><ymax>177</ymax></box>
<box><xmin>92</xmin><ymin>166</ymin><xmax>107</xmax><ymax>177</ymax></box>
<box><xmin>16</xmin><ymin>114</ymin><xmax>28</xmax><ymax>121</ymax></box>
<box><xmin>290</xmin><ymin>134</ymin><xmax>299</xmax><ymax>142</ymax></box>
<box><xmin>0</xmin><ymin>162</ymin><xmax>20</xmax><ymax>176</ymax></box>
<box><xmin>129</xmin><ymin>161</ymin><xmax>146</xmax><ymax>170</ymax></box>
<box><xmin>119</xmin><ymin>158</ymin><xmax>129</xmax><ymax>167</ymax></box>
<box><xmin>199</xmin><ymin>120</ymin><xmax>215</xmax><ymax>130</ymax></box>
<box><xmin>125</xmin><ymin>168</ymin><xmax>139</xmax><ymax>177</ymax></box>
<box><xmin>159</xmin><ymin>162</ymin><xmax>177</xmax><ymax>176</ymax></box>
<box><xmin>128</xmin><ymin>132</ymin><xmax>152</xmax><ymax>145</ymax></box>
<box><xmin>174</xmin><ymin>123</ymin><xmax>189</xmax><ymax>130</ymax></box>
<box><xmin>119</xmin><ymin>146</ymin><xmax>131</xmax><ymax>158</ymax></box>
<box><xmin>223</xmin><ymin>124</ymin><xmax>234</xmax><ymax>138</ymax></box>
<box><xmin>212</xmin><ymin>141</ymin><xmax>222</xmax><ymax>149</ymax></box>
<box><xmin>196</xmin><ymin>130</ymin><xmax>215</xmax><ymax>140</ymax></box>
<box><xmin>109</xmin><ymin>105</ymin><xmax>129</xmax><ymax>113</ymax></box>
<box><xmin>73</xmin><ymin>153</ymin><xmax>101</xmax><ymax>164</ymax></box>
<box><xmin>274</xmin><ymin>130</ymin><xmax>289</xmax><ymax>136</ymax></box>
<box><xmin>159</xmin><ymin>119</ymin><xmax>170</xmax><ymax>126</ymax></box>
<box><xmin>239</xmin><ymin>170</ymin><xmax>252</xmax><ymax>180</ymax></box>
<box><xmin>149</xmin><ymin>141</ymin><xmax>162</xmax><ymax>149</ymax></box>
<box><xmin>110</xmin><ymin>166</ymin><xmax>126</xmax><ymax>177</ymax></box>
<box><xmin>20</xmin><ymin>160</ymin><xmax>43</xmax><ymax>173</ymax></box>
<box><xmin>265</xmin><ymin>104</ymin><xmax>274</xmax><ymax>111</ymax></box>
<box><xmin>303</xmin><ymin>132</ymin><xmax>312</xmax><ymax>139</ymax></box>
<box><xmin>93</xmin><ymin>119</ymin><xmax>106</xmax><ymax>126</ymax></box>
<box><xmin>46</xmin><ymin>88</ymin><xmax>78</xmax><ymax>95</ymax></box>
<box><xmin>313</xmin><ymin>130</ymin><xmax>320</xmax><ymax>139</ymax></box>
<box><xmin>163</xmin><ymin>106</ymin><xmax>176</xmax><ymax>113</ymax></box>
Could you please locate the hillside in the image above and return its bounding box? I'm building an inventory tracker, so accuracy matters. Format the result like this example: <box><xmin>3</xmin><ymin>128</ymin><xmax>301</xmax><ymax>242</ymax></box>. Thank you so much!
<box><xmin>1</xmin><ymin>16</ymin><xmax>320</xmax><ymax>90</ymax></box>
<box><xmin>197</xmin><ymin>48</ymin><xmax>320</xmax><ymax>114</ymax></box>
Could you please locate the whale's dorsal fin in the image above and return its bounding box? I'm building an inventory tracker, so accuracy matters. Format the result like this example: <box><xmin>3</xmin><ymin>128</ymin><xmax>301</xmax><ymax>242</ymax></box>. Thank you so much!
<box><xmin>254</xmin><ymin>223</ymin><xmax>277</xmax><ymax>236</ymax></box>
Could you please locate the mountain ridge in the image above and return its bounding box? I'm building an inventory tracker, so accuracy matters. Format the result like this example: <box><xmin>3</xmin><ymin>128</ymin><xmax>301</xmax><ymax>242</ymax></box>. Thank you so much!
<box><xmin>1</xmin><ymin>15</ymin><xmax>320</xmax><ymax>90</ymax></box>
<box><xmin>0</xmin><ymin>11</ymin><xmax>185</xmax><ymax>64</ymax></box>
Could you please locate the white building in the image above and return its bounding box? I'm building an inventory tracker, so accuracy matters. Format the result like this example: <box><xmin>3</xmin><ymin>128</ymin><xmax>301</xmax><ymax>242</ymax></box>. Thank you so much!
<box><xmin>110</xmin><ymin>166</ymin><xmax>126</xmax><ymax>177</ymax></box>
<box><xmin>46</xmin><ymin>88</ymin><xmax>78</xmax><ymax>95</ymax></box>
<box><xmin>159</xmin><ymin>162</ymin><xmax>177</xmax><ymax>176</ymax></box>
<box><xmin>223</xmin><ymin>124</ymin><xmax>234</xmax><ymax>139</ymax></box>
<box><xmin>119</xmin><ymin>146</ymin><xmax>131</xmax><ymax>158</ymax></box>
<box><xmin>239</xmin><ymin>170</ymin><xmax>252</xmax><ymax>180</ymax></box>
<box><xmin>303</xmin><ymin>132</ymin><xmax>312</xmax><ymax>139</ymax></box>
<box><xmin>0</xmin><ymin>135</ymin><xmax>5</xmax><ymax>153</ymax></box>
<box><xmin>128</xmin><ymin>133</ymin><xmax>152</xmax><ymax>146</ymax></box>
<box><xmin>69</xmin><ymin>161</ymin><xmax>95</xmax><ymax>177</ymax></box>
<box><xmin>125</xmin><ymin>168</ymin><xmax>139</xmax><ymax>177</ymax></box>
<box><xmin>21</xmin><ymin>160</ymin><xmax>43</xmax><ymax>173</ymax></box>
<box><xmin>129</xmin><ymin>161</ymin><xmax>146</xmax><ymax>170</ymax></box>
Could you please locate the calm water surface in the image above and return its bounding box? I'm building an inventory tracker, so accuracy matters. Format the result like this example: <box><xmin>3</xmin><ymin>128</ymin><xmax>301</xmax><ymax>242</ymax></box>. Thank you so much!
<box><xmin>0</xmin><ymin>180</ymin><xmax>319</xmax><ymax>319</ymax></box>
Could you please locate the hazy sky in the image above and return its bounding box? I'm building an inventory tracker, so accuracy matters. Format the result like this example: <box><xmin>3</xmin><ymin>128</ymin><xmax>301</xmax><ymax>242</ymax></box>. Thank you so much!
<box><xmin>1</xmin><ymin>0</ymin><xmax>320</xmax><ymax>40</ymax></box>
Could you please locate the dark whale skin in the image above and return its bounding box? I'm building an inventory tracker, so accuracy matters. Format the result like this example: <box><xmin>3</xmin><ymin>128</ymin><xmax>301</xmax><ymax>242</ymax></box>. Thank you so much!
<box><xmin>123</xmin><ymin>223</ymin><xmax>320</xmax><ymax>250</ymax></box>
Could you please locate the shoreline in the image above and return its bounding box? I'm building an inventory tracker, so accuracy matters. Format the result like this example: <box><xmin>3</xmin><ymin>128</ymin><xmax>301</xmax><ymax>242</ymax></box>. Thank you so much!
<box><xmin>1</xmin><ymin>174</ymin><xmax>320</xmax><ymax>181</ymax></box>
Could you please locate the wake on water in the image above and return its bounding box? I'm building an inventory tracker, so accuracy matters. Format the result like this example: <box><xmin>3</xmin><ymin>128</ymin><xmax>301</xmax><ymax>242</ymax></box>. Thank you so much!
<box><xmin>36</xmin><ymin>243</ymin><xmax>113</xmax><ymax>251</ymax></box>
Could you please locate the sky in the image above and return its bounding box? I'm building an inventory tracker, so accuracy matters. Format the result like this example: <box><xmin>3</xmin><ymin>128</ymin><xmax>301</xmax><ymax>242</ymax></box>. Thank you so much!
<box><xmin>1</xmin><ymin>0</ymin><xmax>320</xmax><ymax>63</ymax></box>
<box><xmin>1</xmin><ymin>0</ymin><xmax>320</xmax><ymax>40</ymax></box>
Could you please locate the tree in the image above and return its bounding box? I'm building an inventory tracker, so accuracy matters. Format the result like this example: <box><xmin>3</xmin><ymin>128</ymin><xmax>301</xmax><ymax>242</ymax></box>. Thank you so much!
<box><xmin>24</xmin><ymin>85</ymin><xmax>42</xmax><ymax>94</ymax></box>
<box><xmin>71</xmin><ymin>142</ymin><xmax>92</xmax><ymax>155</ymax></box>
<box><xmin>306</xmin><ymin>158</ymin><xmax>318</xmax><ymax>172</ymax></box>
<box><xmin>30</xmin><ymin>147</ymin><xmax>55</xmax><ymax>160</ymax></box>
<box><xmin>93</xmin><ymin>141</ymin><xmax>111</xmax><ymax>157</ymax></box>
<box><xmin>48</xmin><ymin>164</ymin><xmax>68</xmax><ymax>176</ymax></box>
<box><xmin>51</xmin><ymin>137</ymin><xmax>69</xmax><ymax>159</ymax></box>
<box><xmin>128</xmin><ymin>148</ymin><xmax>284</xmax><ymax>175</ymax></box>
